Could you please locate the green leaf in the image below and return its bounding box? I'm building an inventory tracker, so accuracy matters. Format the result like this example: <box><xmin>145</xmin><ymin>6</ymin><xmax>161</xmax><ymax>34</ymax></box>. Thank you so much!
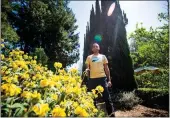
<box><xmin>58</xmin><ymin>92</ymin><xmax>65</xmax><ymax>102</ymax></box>
<box><xmin>14</xmin><ymin>107</ymin><xmax>25</xmax><ymax>117</ymax></box>
<box><xmin>6</xmin><ymin>97</ymin><xmax>13</xmax><ymax>104</ymax></box>
<box><xmin>10</xmin><ymin>103</ymin><xmax>24</xmax><ymax>109</ymax></box>
<box><xmin>2</xmin><ymin>108</ymin><xmax>10</xmax><ymax>113</ymax></box>
<box><xmin>23</xmin><ymin>103</ymin><xmax>29</xmax><ymax>106</ymax></box>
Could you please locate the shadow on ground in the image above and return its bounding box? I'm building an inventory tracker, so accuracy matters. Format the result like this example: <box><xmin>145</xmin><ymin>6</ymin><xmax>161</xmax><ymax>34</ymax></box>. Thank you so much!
<box><xmin>141</xmin><ymin>109</ymin><xmax>168</xmax><ymax>117</ymax></box>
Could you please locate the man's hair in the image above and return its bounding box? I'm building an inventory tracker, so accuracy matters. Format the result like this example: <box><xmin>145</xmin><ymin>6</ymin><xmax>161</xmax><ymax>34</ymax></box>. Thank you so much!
<box><xmin>91</xmin><ymin>42</ymin><xmax>100</xmax><ymax>48</ymax></box>
<box><xmin>89</xmin><ymin>42</ymin><xmax>101</xmax><ymax>54</ymax></box>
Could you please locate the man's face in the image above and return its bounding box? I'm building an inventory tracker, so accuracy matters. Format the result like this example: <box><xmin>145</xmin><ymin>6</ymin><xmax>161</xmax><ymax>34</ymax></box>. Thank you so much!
<box><xmin>92</xmin><ymin>43</ymin><xmax>100</xmax><ymax>53</ymax></box>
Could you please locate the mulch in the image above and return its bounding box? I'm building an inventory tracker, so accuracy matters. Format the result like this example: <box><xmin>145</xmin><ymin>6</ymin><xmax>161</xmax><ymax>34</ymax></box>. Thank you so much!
<box><xmin>115</xmin><ymin>105</ymin><xmax>169</xmax><ymax>117</ymax></box>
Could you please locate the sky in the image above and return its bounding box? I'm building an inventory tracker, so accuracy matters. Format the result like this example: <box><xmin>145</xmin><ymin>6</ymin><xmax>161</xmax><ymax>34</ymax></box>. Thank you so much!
<box><xmin>68</xmin><ymin>1</ymin><xmax>167</xmax><ymax>71</ymax></box>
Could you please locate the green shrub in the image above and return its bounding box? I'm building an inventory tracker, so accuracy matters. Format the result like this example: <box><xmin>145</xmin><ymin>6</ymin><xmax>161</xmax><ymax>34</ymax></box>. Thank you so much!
<box><xmin>112</xmin><ymin>90</ymin><xmax>142</xmax><ymax>110</ymax></box>
<box><xmin>135</xmin><ymin>69</ymin><xmax>169</xmax><ymax>89</ymax></box>
<box><xmin>135</xmin><ymin>88</ymin><xmax>169</xmax><ymax>110</ymax></box>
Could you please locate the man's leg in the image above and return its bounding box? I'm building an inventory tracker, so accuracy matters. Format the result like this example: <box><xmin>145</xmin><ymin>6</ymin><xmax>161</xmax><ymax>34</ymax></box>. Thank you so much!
<box><xmin>87</xmin><ymin>78</ymin><xmax>98</xmax><ymax>107</ymax></box>
<box><xmin>101</xmin><ymin>78</ymin><xmax>115</xmax><ymax>117</ymax></box>
<box><xmin>87</xmin><ymin>78</ymin><xmax>97</xmax><ymax>91</ymax></box>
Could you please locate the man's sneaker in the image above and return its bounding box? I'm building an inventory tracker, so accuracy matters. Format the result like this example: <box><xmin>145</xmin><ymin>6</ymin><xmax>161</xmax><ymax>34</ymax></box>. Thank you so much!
<box><xmin>109</xmin><ymin>112</ymin><xmax>115</xmax><ymax>117</ymax></box>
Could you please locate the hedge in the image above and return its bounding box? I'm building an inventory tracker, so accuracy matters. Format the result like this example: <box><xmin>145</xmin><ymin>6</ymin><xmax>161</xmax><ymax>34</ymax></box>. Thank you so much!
<box><xmin>135</xmin><ymin>88</ymin><xmax>169</xmax><ymax>110</ymax></box>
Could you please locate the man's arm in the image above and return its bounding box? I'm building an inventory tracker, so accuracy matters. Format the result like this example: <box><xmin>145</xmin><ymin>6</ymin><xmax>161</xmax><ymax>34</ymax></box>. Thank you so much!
<box><xmin>85</xmin><ymin>56</ymin><xmax>90</xmax><ymax>77</ymax></box>
<box><xmin>85</xmin><ymin>64</ymin><xmax>90</xmax><ymax>77</ymax></box>
<box><xmin>86</xmin><ymin>63</ymin><xmax>90</xmax><ymax>70</ymax></box>
<box><xmin>104</xmin><ymin>64</ymin><xmax>111</xmax><ymax>82</ymax></box>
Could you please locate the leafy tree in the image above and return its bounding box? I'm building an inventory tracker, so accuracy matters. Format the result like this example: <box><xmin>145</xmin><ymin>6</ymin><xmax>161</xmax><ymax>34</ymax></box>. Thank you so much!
<box><xmin>129</xmin><ymin>6</ymin><xmax>168</xmax><ymax>68</ymax></box>
<box><xmin>1</xmin><ymin>0</ymin><xmax>19</xmax><ymax>42</ymax></box>
<box><xmin>4</xmin><ymin>0</ymin><xmax>79</xmax><ymax>69</ymax></box>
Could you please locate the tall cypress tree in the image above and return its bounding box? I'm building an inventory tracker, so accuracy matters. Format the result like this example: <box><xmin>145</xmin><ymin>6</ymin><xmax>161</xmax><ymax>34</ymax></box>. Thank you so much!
<box><xmin>110</xmin><ymin>1</ymin><xmax>137</xmax><ymax>90</ymax></box>
<box><xmin>83</xmin><ymin>0</ymin><xmax>137</xmax><ymax>90</ymax></box>
<box><xmin>95</xmin><ymin>0</ymin><xmax>101</xmax><ymax>34</ymax></box>
<box><xmin>89</xmin><ymin>5</ymin><xmax>95</xmax><ymax>47</ymax></box>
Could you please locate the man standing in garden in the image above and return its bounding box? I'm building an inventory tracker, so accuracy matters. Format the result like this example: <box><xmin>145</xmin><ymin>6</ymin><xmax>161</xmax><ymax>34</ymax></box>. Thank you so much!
<box><xmin>85</xmin><ymin>43</ymin><xmax>115</xmax><ymax>117</ymax></box>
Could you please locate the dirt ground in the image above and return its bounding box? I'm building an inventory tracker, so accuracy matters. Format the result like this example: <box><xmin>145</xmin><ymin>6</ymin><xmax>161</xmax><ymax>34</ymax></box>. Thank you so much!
<box><xmin>115</xmin><ymin>105</ymin><xmax>169</xmax><ymax>117</ymax></box>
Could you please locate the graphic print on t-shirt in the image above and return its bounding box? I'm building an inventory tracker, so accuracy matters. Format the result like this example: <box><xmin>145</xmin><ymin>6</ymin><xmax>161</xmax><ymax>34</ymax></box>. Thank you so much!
<box><xmin>92</xmin><ymin>56</ymin><xmax>100</xmax><ymax>62</ymax></box>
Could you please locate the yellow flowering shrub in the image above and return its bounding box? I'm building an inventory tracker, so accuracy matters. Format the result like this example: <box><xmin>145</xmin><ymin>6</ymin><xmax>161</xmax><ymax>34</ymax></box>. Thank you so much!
<box><xmin>1</xmin><ymin>47</ymin><xmax>105</xmax><ymax>117</ymax></box>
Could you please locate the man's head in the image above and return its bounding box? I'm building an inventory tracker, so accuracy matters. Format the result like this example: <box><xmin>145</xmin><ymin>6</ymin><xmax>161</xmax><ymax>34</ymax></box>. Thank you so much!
<box><xmin>92</xmin><ymin>43</ymin><xmax>100</xmax><ymax>53</ymax></box>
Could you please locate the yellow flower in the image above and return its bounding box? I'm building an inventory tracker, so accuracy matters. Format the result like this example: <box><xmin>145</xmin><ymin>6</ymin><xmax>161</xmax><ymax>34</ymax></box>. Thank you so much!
<box><xmin>96</xmin><ymin>85</ymin><xmax>104</xmax><ymax>93</ymax></box>
<box><xmin>32</xmin><ymin>76</ymin><xmax>36</xmax><ymax>80</ymax></box>
<box><xmin>14</xmin><ymin>51</ymin><xmax>19</xmax><ymax>55</ymax></box>
<box><xmin>40</xmin><ymin>79</ymin><xmax>49</xmax><ymax>87</ymax></box>
<box><xmin>11</xmin><ymin>85</ymin><xmax>21</xmax><ymax>96</ymax></box>
<box><xmin>9</xmin><ymin>52</ymin><xmax>13</xmax><ymax>56</ymax></box>
<box><xmin>73</xmin><ymin>86</ymin><xmax>81</xmax><ymax>94</ymax></box>
<box><xmin>5</xmin><ymin>70</ymin><xmax>10</xmax><ymax>75</ymax></box>
<box><xmin>54</xmin><ymin>62</ymin><xmax>62</xmax><ymax>68</ymax></box>
<box><xmin>58</xmin><ymin>69</ymin><xmax>65</xmax><ymax>75</ymax></box>
<box><xmin>1</xmin><ymin>44</ymin><xmax>5</xmax><ymax>48</ymax></box>
<box><xmin>2</xmin><ymin>77</ymin><xmax>11</xmax><ymax>83</ymax></box>
<box><xmin>29</xmin><ymin>56</ymin><xmax>32</xmax><ymax>60</ymax></box>
<box><xmin>21</xmin><ymin>73</ymin><xmax>29</xmax><ymax>79</ymax></box>
<box><xmin>35</xmin><ymin>73</ymin><xmax>42</xmax><ymax>79</ymax></box>
<box><xmin>1</xmin><ymin>83</ymin><xmax>9</xmax><ymax>91</ymax></box>
<box><xmin>1</xmin><ymin>66</ymin><xmax>7</xmax><ymax>70</ymax></box>
<box><xmin>70</xmin><ymin>67</ymin><xmax>78</xmax><ymax>74</ymax></box>
<box><xmin>1</xmin><ymin>83</ymin><xmax>21</xmax><ymax>96</ymax></box>
<box><xmin>12</xmin><ymin>63</ymin><xmax>18</xmax><ymax>70</ymax></box>
<box><xmin>31</xmin><ymin>91</ymin><xmax>41</xmax><ymax>100</ymax></box>
<box><xmin>1</xmin><ymin>54</ymin><xmax>5</xmax><ymax>60</ymax></box>
<box><xmin>13</xmin><ymin>75</ymin><xmax>18</xmax><ymax>83</ymax></box>
<box><xmin>92</xmin><ymin>89</ymin><xmax>96</xmax><ymax>95</ymax></box>
<box><xmin>93</xmin><ymin>108</ymin><xmax>98</xmax><ymax>113</ymax></box>
<box><xmin>27</xmin><ymin>82</ymin><xmax>36</xmax><ymax>88</ymax></box>
<box><xmin>51</xmin><ymin>107</ymin><xmax>66</xmax><ymax>117</ymax></box>
<box><xmin>23</xmin><ymin>55</ymin><xmax>28</xmax><ymax>59</ymax></box>
<box><xmin>62</xmin><ymin>76</ymin><xmax>69</xmax><ymax>81</ymax></box>
<box><xmin>48</xmin><ymin>80</ymin><xmax>56</xmax><ymax>87</ymax></box>
<box><xmin>52</xmin><ymin>75</ymin><xmax>60</xmax><ymax>81</ymax></box>
<box><xmin>1</xmin><ymin>49</ymin><xmax>103</xmax><ymax>117</ymax></box>
<box><xmin>51</xmin><ymin>94</ymin><xmax>58</xmax><ymax>100</ymax></box>
<box><xmin>22</xmin><ymin>65</ymin><xmax>28</xmax><ymax>70</ymax></box>
<box><xmin>23</xmin><ymin>81</ymin><xmax>29</xmax><ymax>86</ymax></box>
<box><xmin>94</xmin><ymin>94</ymin><xmax>98</xmax><ymax>98</ymax></box>
<box><xmin>21</xmin><ymin>91</ymin><xmax>32</xmax><ymax>99</ymax></box>
<box><xmin>32</xmin><ymin>103</ymin><xmax>50</xmax><ymax>116</ymax></box>
<box><xmin>16</xmin><ymin>55</ymin><xmax>22</xmax><ymax>60</ymax></box>
<box><xmin>34</xmin><ymin>56</ymin><xmax>37</xmax><ymax>59</ymax></box>
<box><xmin>8</xmin><ymin>57</ymin><xmax>12</xmax><ymax>61</ymax></box>
<box><xmin>69</xmin><ymin>78</ymin><xmax>76</xmax><ymax>83</ymax></box>
<box><xmin>36</xmin><ymin>66</ymin><xmax>41</xmax><ymax>71</ymax></box>
<box><xmin>60</xmin><ymin>101</ymin><xmax>67</xmax><ymax>107</ymax></box>
<box><xmin>66</xmin><ymin>86</ymin><xmax>73</xmax><ymax>94</ymax></box>
<box><xmin>19</xmin><ymin>51</ymin><xmax>24</xmax><ymax>54</ymax></box>
<box><xmin>74</xmin><ymin>106</ymin><xmax>89</xmax><ymax>117</ymax></box>
<box><xmin>55</xmin><ymin>82</ymin><xmax>62</xmax><ymax>88</ymax></box>
<box><xmin>73</xmin><ymin>102</ymin><xmax>79</xmax><ymax>108</ymax></box>
<box><xmin>15</xmin><ymin>60</ymin><xmax>28</xmax><ymax>70</ymax></box>
<box><xmin>31</xmin><ymin>60</ymin><xmax>36</xmax><ymax>64</ymax></box>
